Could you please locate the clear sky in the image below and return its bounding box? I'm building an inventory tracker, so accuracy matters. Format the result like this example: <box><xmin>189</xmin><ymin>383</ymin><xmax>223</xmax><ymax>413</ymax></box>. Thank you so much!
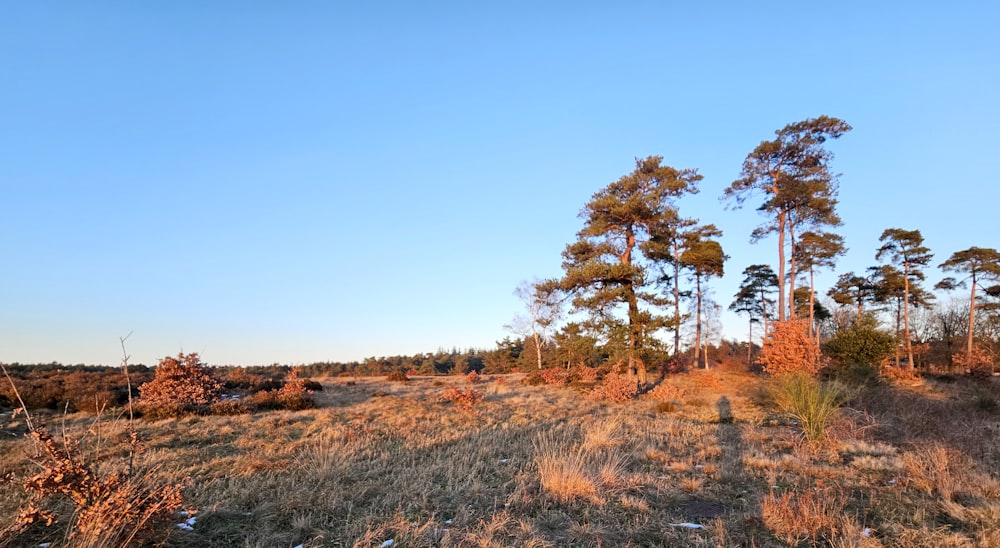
<box><xmin>2</xmin><ymin>2</ymin><xmax>998</xmax><ymax>366</ymax></box>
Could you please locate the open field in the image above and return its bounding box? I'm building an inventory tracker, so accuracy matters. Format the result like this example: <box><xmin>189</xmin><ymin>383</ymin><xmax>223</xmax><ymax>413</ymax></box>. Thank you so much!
<box><xmin>3</xmin><ymin>369</ymin><xmax>1000</xmax><ymax>547</ymax></box>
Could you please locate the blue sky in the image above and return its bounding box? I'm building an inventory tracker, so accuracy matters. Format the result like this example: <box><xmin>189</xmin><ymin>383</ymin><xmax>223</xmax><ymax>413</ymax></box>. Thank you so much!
<box><xmin>2</xmin><ymin>2</ymin><xmax>998</xmax><ymax>366</ymax></box>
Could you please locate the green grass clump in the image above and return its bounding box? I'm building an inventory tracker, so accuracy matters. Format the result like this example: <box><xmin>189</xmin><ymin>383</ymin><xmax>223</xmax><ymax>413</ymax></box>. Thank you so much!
<box><xmin>770</xmin><ymin>373</ymin><xmax>852</xmax><ymax>441</ymax></box>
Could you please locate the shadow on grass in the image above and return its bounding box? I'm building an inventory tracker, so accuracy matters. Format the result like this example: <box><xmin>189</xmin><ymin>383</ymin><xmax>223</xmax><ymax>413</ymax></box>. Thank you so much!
<box><xmin>710</xmin><ymin>395</ymin><xmax>771</xmax><ymax>544</ymax></box>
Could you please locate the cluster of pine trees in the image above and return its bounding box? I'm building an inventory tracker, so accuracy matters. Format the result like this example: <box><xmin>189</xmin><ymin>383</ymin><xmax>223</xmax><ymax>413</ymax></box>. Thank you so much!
<box><xmin>509</xmin><ymin>116</ymin><xmax>1000</xmax><ymax>378</ymax></box>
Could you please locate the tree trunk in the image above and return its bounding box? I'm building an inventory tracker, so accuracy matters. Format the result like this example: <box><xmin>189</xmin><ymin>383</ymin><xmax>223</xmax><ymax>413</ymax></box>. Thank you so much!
<box><xmin>808</xmin><ymin>265</ymin><xmax>817</xmax><ymax>346</ymax></box>
<box><xmin>903</xmin><ymin>261</ymin><xmax>914</xmax><ymax>370</ymax></box>
<box><xmin>759</xmin><ymin>288</ymin><xmax>769</xmax><ymax>335</ymax></box>
<box><xmin>532</xmin><ymin>332</ymin><xmax>543</xmax><ymax>370</ymax></box>
<box><xmin>747</xmin><ymin>317</ymin><xmax>753</xmax><ymax>365</ymax></box>
<box><xmin>622</xmin><ymin>226</ymin><xmax>646</xmax><ymax>385</ymax></box>
<box><xmin>672</xmin><ymin>242</ymin><xmax>682</xmax><ymax>358</ymax></box>
<box><xmin>967</xmin><ymin>273</ymin><xmax>977</xmax><ymax>355</ymax></box>
<box><xmin>695</xmin><ymin>273</ymin><xmax>703</xmax><ymax>369</ymax></box>
<box><xmin>895</xmin><ymin>298</ymin><xmax>902</xmax><ymax>369</ymax></box>
<box><xmin>776</xmin><ymin>211</ymin><xmax>787</xmax><ymax>321</ymax></box>
<box><xmin>787</xmin><ymin>220</ymin><xmax>798</xmax><ymax>320</ymax></box>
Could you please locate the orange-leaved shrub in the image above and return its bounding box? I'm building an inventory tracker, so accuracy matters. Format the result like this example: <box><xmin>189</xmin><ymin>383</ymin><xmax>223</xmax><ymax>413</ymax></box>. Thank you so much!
<box><xmin>245</xmin><ymin>371</ymin><xmax>316</xmax><ymax>411</ymax></box>
<box><xmin>1</xmin><ymin>427</ymin><xmax>184</xmax><ymax>547</ymax></box>
<box><xmin>441</xmin><ymin>386</ymin><xmax>484</xmax><ymax>411</ymax></box>
<box><xmin>540</xmin><ymin>367</ymin><xmax>571</xmax><ymax>385</ymax></box>
<box><xmin>647</xmin><ymin>382</ymin><xmax>685</xmax><ymax>402</ymax></box>
<box><xmin>589</xmin><ymin>371</ymin><xmax>638</xmax><ymax>402</ymax></box>
<box><xmin>954</xmin><ymin>345</ymin><xmax>995</xmax><ymax>379</ymax></box>
<box><xmin>571</xmin><ymin>366</ymin><xmax>599</xmax><ymax>383</ymax></box>
<box><xmin>758</xmin><ymin>319</ymin><xmax>822</xmax><ymax>376</ymax></box>
<box><xmin>137</xmin><ymin>353</ymin><xmax>222</xmax><ymax>418</ymax></box>
<box><xmin>466</xmin><ymin>370</ymin><xmax>482</xmax><ymax>384</ymax></box>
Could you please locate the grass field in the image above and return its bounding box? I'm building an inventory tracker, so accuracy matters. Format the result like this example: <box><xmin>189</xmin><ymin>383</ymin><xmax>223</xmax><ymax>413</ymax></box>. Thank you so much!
<box><xmin>2</xmin><ymin>369</ymin><xmax>1000</xmax><ymax>547</ymax></box>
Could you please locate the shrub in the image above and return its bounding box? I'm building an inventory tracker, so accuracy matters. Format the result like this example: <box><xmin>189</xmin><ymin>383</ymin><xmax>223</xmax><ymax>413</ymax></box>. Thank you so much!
<box><xmin>243</xmin><ymin>375</ymin><xmax>316</xmax><ymax>412</ymax></box>
<box><xmin>759</xmin><ymin>319</ymin><xmax>822</xmax><ymax>376</ymax></box>
<box><xmin>466</xmin><ymin>370</ymin><xmax>481</xmax><ymax>384</ymax></box>
<box><xmin>823</xmin><ymin>317</ymin><xmax>896</xmax><ymax>371</ymax></box>
<box><xmin>137</xmin><ymin>353</ymin><xmax>222</xmax><ymax>416</ymax></box>
<box><xmin>440</xmin><ymin>387</ymin><xmax>484</xmax><ymax>412</ymax></box>
<box><xmin>275</xmin><ymin>371</ymin><xmax>316</xmax><ymax>410</ymax></box>
<box><xmin>540</xmin><ymin>367</ymin><xmax>570</xmax><ymax>385</ymax></box>
<box><xmin>522</xmin><ymin>371</ymin><xmax>545</xmax><ymax>386</ymax></box>
<box><xmin>769</xmin><ymin>373</ymin><xmax>852</xmax><ymax>442</ymax></box>
<box><xmin>954</xmin><ymin>345</ymin><xmax>995</xmax><ymax>378</ymax></box>
<box><xmin>3</xmin><ymin>428</ymin><xmax>185</xmax><ymax>546</ymax></box>
<box><xmin>589</xmin><ymin>372</ymin><xmax>638</xmax><ymax>403</ymax></box>
<box><xmin>210</xmin><ymin>399</ymin><xmax>252</xmax><ymax>415</ymax></box>
<box><xmin>570</xmin><ymin>366</ymin><xmax>599</xmax><ymax>383</ymax></box>
<box><xmin>647</xmin><ymin>382</ymin><xmax>685</xmax><ymax>402</ymax></box>
<box><xmin>302</xmin><ymin>379</ymin><xmax>324</xmax><ymax>392</ymax></box>
<box><xmin>386</xmin><ymin>370</ymin><xmax>410</xmax><ymax>383</ymax></box>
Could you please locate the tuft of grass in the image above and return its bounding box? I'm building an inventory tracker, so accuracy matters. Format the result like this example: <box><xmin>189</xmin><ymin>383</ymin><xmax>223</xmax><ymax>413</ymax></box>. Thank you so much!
<box><xmin>655</xmin><ymin>401</ymin><xmax>678</xmax><ymax>414</ymax></box>
<box><xmin>533</xmin><ymin>431</ymin><xmax>626</xmax><ymax>504</ymax></box>
<box><xmin>582</xmin><ymin>416</ymin><xmax>622</xmax><ymax>451</ymax></box>
<box><xmin>769</xmin><ymin>373</ymin><xmax>852</xmax><ymax>442</ymax></box>
<box><xmin>974</xmin><ymin>387</ymin><xmax>999</xmax><ymax>413</ymax></box>
<box><xmin>761</xmin><ymin>486</ymin><xmax>849</xmax><ymax>545</ymax></box>
<box><xmin>534</xmin><ymin>442</ymin><xmax>597</xmax><ymax>503</ymax></box>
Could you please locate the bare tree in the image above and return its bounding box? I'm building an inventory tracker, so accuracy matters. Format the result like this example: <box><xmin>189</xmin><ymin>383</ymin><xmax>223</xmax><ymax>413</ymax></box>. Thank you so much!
<box><xmin>509</xmin><ymin>279</ymin><xmax>562</xmax><ymax>370</ymax></box>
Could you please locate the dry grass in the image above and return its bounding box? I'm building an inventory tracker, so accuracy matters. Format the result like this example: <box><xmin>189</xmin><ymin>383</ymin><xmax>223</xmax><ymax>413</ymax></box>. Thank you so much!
<box><xmin>2</xmin><ymin>372</ymin><xmax>1000</xmax><ymax>546</ymax></box>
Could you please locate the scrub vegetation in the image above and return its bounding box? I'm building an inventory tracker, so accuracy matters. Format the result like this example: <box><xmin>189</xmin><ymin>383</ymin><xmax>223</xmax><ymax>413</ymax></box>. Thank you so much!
<box><xmin>3</xmin><ymin>366</ymin><xmax>1000</xmax><ymax>547</ymax></box>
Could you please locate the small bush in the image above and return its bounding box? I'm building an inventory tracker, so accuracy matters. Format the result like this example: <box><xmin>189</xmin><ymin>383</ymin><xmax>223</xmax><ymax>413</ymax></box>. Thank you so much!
<box><xmin>540</xmin><ymin>367</ymin><xmax>570</xmax><ymax>385</ymax></box>
<box><xmin>823</xmin><ymin>316</ymin><xmax>896</xmax><ymax>370</ymax></box>
<box><xmin>466</xmin><ymin>370</ymin><xmax>481</xmax><ymax>384</ymax></box>
<box><xmin>759</xmin><ymin>320</ymin><xmax>822</xmax><ymax>376</ymax></box>
<box><xmin>522</xmin><ymin>371</ymin><xmax>545</xmax><ymax>386</ymax></box>
<box><xmin>137</xmin><ymin>353</ymin><xmax>222</xmax><ymax>417</ymax></box>
<box><xmin>570</xmin><ymin>366</ymin><xmax>599</xmax><ymax>383</ymax></box>
<box><xmin>769</xmin><ymin>373</ymin><xmax>852</xmax><ymax>441</ymax></box>
<box><xmin>275</xmin><ymin>372</ymin><xmax>316</xmax><ymax>410</ymax></box>
<box><xmin>954</xmin><ymin>345</ymin><xmax>995</xmax><ymax>378</ymax></box>
<box><xmin>440</xmin><ymin>387</ymin><xmax>484</xmax><ymax>411</ymax></box>
<box><xmin>386</xmin><ymin>370</ymin><xmax>410</xmax><ymax>383</ymax></box>
<box><xmin>210</xmin><ymin>399</ymin><xmax>252</xmax><ymax>415</ymax></box>
<box><xmin>647</xmin><ymin>382</ymin><xmax>685</xmax><ymax>402</ymax></box>
<box><xmin>2</xmin><ymin>428</ymin><xmax>184</xmax><ymax>546</ymax></box>
<box><xmin>302</xmin><ymin>380</ymin><xmax>323</xmax><ymax>392</ymax></box>
<box><xmin>589</xmin><ymin>372</ymin><xmax>638</xmax><ymax>403</ymax></box>
<box><xmin>245</xmin><ymin>375</ymin><xmax>316</xmax><ymax>412</ymax></box>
